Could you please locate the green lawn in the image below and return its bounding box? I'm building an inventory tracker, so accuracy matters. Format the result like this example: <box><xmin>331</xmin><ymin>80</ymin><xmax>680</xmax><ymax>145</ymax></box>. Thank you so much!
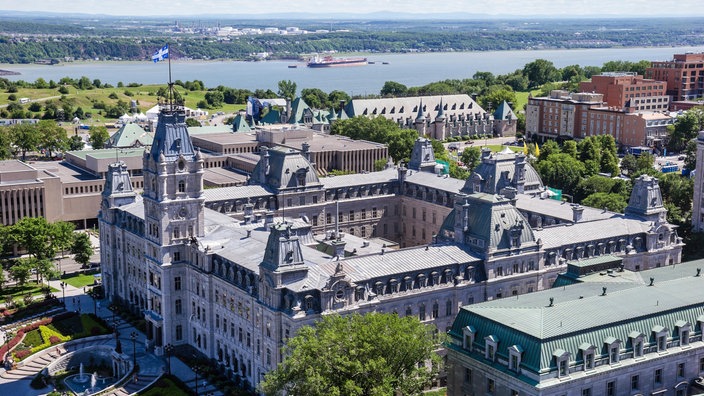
<box><xmin>138</xmin><ymin>375</ymin><xmax>190</xmax><ymax>396</ymax></box>
<box><xmin>423</xmin><ymin>388</ymin><xmax>447</xmax><ymax>396</ymax></box>
<box><xmin>61</xmin><ymin>272</ymin><xmax>100</xmax><ymax>288</ymax></box>
<box><xmin>514</xmin><ymin>89</ymin><xmax>541</xmax><ymax>112</ymax></box>
<box><xmin>2</xmin><ymin>282</ymin><xmax>57</xmax><ymax>299</ymax></box>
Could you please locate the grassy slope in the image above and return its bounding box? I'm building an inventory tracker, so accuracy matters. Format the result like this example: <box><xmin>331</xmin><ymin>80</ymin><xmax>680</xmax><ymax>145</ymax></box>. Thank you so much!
<box><xmin>2</xmin><ymin>85</ymin><xmax>245</xmax><ymax>124</ymax></box>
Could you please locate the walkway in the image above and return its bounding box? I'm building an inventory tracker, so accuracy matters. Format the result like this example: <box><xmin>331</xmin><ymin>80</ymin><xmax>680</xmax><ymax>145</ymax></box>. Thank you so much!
<box><xmin>0</xmin><ymin>273</ymin><xmax>225</xmax><ymax>395</ymax></box>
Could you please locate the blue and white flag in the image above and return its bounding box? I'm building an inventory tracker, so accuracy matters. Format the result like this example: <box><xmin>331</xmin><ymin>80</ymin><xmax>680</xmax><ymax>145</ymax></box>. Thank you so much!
<box><xmin>152</xmin><ymin>44</ymin><xmax>169</xmax><ymax>63</ymax></box>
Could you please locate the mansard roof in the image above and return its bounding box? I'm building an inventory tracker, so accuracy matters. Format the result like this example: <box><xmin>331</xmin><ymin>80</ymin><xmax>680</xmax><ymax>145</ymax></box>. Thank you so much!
<box><xmin>449</xmin><ymin>260</ymin><xmax>704</xmax><ymax>373</ymax></box>
<box><xmin>148</xmin><ymin>110</ymin><xmax>196</xmax><ymax>163</ymax></box>
<box><xmin>109</xmin><ymin>123</ymin><xmax>153</xmax><ymax>148</ymax></box>
<box><xmin>462</xmin><ymin>149</ymin><xmax>543</xmax><ymax>194</ymax></box>
<box><xmin>493</xmin><ymin>100</ymin><xmax>517</xmax><ymax>121</ymax></box>
<box><xmin>250</xmin><ymin>146</ymin><xmax>321</xmax><ymax>190</ymax></box>
<box><xmin>348</xmin><ymin>94</ymin><xmax>485</xmax><ymax>122</ymax></box>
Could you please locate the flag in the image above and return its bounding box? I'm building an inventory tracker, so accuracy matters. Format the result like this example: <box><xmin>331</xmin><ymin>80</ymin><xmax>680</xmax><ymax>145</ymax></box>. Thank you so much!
<box><xmin>152</xmin><ymin>44</ymin><xmax>169</xmax><ymax>63</ymax></box>
<box><xmin>523</xmin><ymin>140</ymin><xmax>528</xmax><ymax>155</ymax></box>
<box><xmin>534</xmin><ymin>143</ymin><xmax>540</xmax><ymax>157</ymax></box>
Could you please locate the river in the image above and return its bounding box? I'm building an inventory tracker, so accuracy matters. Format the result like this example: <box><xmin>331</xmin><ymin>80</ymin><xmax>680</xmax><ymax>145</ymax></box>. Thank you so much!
<box><xmin>2</xmin><ymin>46</ymin><xmax>703</xmax><ymax>95</ymax></box>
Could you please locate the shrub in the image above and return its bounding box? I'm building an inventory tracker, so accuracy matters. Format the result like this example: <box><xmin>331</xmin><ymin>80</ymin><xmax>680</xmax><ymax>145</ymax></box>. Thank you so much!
<box><xmin>14</xmin><ymin>348</ymin><xmax>31</xmax><ymax>360</ymax></box>
<box><xmin>49</xmin><ymin>336</ymin><xmax>60</xmax><ymax>345</ymax></box>
<box><xmin>108</xmin><ymin>92</ymin><xmax>118</xmax><ymax>99</ymax></box>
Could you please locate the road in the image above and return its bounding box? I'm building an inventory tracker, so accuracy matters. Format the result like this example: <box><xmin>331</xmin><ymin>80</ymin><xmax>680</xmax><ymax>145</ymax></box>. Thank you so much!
<box><xmin>0</xmin><ymin>95</ymin><xmax>62</xmax><ymax>109</ymax></box>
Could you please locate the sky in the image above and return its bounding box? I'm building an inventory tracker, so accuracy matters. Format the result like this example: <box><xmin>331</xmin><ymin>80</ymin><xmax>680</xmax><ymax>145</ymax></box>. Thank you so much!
<box><xmin>1</xmin><ymin>0</ymin><xmax>703</xmax><ymax>17</ymax></box>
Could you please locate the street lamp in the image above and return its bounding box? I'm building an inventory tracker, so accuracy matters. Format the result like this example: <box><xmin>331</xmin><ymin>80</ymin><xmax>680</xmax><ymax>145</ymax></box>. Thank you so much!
<box><xmin>164</xmin><ymin>343</ymin><xmax>173</xmax><ymax>375</ymax></box>
<box><xmin>130</xmin><ymin>331</ymin><xmax>138</xmax><ymax>371</ymax></box>
<box><xmin>60</xmin><ymin>282</ymin><xmax>66</xmax><ymax>305</ymax></box>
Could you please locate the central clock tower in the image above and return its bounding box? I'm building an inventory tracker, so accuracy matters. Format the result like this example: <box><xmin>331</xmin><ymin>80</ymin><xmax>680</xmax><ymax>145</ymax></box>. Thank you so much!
<box><xmin>142</xmin><ymin>108</ymin><xmax>204</xmax><ymax>351</ymax></box>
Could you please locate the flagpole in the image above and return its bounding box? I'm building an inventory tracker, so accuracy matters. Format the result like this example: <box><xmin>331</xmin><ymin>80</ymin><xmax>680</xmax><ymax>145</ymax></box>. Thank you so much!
<box><xmin>167</xmin><ymin>43</ymin><xmax>173</xmax><ymax>111</ymax></box>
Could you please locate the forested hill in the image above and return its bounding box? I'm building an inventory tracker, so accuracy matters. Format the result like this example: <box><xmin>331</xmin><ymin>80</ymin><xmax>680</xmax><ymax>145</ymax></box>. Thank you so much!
<box><xmin>0</xmin><ymin>17</ymin><xmax>703</xmax><ymax>64</ymax></box>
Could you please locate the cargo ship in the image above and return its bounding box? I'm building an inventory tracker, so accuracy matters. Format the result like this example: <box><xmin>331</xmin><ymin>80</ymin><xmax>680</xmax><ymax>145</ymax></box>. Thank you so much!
<box><xmin>307</xmin><ymin>54</ymin><xmax>368</xmax><ymax>68</ymax></box>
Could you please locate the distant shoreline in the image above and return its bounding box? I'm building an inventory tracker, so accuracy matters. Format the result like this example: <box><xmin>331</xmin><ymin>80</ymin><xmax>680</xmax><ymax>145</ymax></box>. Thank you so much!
<box><xmin>0</xmin><ymin>44</ymin><xmax>697</xmax><ymax>70</ymax></box>
<box><xmin>0</xmin><ymin>69</ymin><xmax>20</xmax><ymax>76</ymax></box>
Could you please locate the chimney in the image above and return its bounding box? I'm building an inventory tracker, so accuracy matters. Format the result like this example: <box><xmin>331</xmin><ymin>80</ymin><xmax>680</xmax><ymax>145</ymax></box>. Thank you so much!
<box><xmin>571</xmin><ymin>204</ymin><xmax>584</xmax><ymax>223</ymax></box>
<box><xmin>259</xmin><ymin>146</ymin><xmax>270</xmax><ymax>182</ymax></box>
<box><xmin>243</xmin><ymin>202</ymin><xmax>254</xmax><ymax>224</ymax></box>
<box><xmin>331</xmin><ymin>238</ymin><xmax>346</xmax><ymax>260</ymax></box>
<box><xmin>286</xmin><ymin>98</ymin><xmax>292</xmax><ymax>121</ymax></box>
<box><xmin>264</xmin><ymin>211</ymin><xmax>275</xmax><ymax>229</ymax></box>
<box><xmin>301</xmin><ymin>142</ymin><xmax>311</xmax><ymax>162</ymax></box>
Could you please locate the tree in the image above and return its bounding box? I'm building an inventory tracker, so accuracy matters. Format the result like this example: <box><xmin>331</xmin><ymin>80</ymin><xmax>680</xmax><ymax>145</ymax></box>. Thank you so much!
<box><xmin>71</xmin><ymin>232</ymin><xmax>93</xmax><ymax>269</ymax></box>
<box><xmin>582</xmin><ymin>192</ymin><xmax>628</xmax><ymax>213</ymax></box>
<box><xmin>88</xmin><ymin>126</ymin><xmax>110</xmax><ymax>149</ymax></box>
<box><xmin>259</xmin><ymin>313</ymin><xmax>442</xmax><ymax>396</ymax></box>
<box><xmin>51</xmin><ymin>222</ymin><xmax>75</xmax><ymax>260</ymax></box>
<box><xmin>68</xmin><ymin>135</ymin><xmax>85</xmax><ymax>151</ymax></box>
<box><xmin>37</xmin><ymin>120</ymin><xmax>68</xmax><ymax>158</ymax></box>
<box><xmin>331</xmin><ymin>116</ymin><xmax>416</xmax><ymax>162</ymax></box>
<box><xmin>380</xmin><ymin>81</ymin><xmax>408</xmax><ymax>97</ymax></box>
<box><xmin>9</xmin><ymin>259</ymin><xmax>31</xmax><ymax>287</ymax></box>
<box><xmin>204</xmin><ymin>90</ymin><xmax>224</xmax><ymax>108</ymax></box>
<box><xmin>10</xmin><ymin>217</ymin><xmax>57</xmax><ymax>262</ymax></box>
<box><xmin>537</xmin><ymin>140</ymin><xmax>560</xmax><ymax>162</ymax></box>
<box><xmin>277</xmin><ymin>80</ymin><xmax>297</xmax><ymax>101</ymax></box>
<box><xmin>536</xmin><ymin>153</ymin><xmax>586</xmax><ymax>195</ymax></box>
<box><xmin>667</xmin><ymin>108</ymin><xmax>704</xmax><ymax>153</ymax></box>
<box><xmin>10</xmin><ymin>123</ymin><xmax>41</xmax><ymax>161</ymax></box>
<box><xmin>185</xmin><ymin>118</ymin><xmax>201</xmax><ymax>127</ymax></box>
<box><xmin>522</xmin><ymin>59</ymin><xmax>560</xmax><ymax>88</ymax></box>
<box><xmin>328</xmin><ymin>90</ymin><xmax>351</xmax><ymax>110</ymax></box>
<box><xmin>461</xmin><ymin>146</ymin><xmax>482</xmax><ymax>172</ymax></box>
<box><xmin>480</xmin><ymin>87</ymin><xmax>516</xmax><ymax>112</ymax></box>
<box><xmin>300</xmin><ymin>88</ymin><xmax>328</xmax><ymax>109</ymax></box>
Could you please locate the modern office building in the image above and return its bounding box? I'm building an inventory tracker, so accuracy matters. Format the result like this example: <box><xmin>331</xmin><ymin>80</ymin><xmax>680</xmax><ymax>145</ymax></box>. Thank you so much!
<box><xmin>99</xmin><ymin>106</ymin><xmax>682</xmax><ymax>390</ymax></box>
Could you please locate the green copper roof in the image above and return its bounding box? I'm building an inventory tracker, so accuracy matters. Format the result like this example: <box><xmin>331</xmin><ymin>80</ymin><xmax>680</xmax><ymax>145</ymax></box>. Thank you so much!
<box><xmin>449</xmin><ymin>259</ymin><xmax>704</xmax><ymax>374</ymax></box>
<box><xmin>232</xmin><ymin>114</ymin><xmax>252</xmax><ymax>132</ymax></box>
<box><xmin>493</xmin><ymin>100</ymin><xmax>517</xmax><ymax>121</ymax></box>
<box><xmin>109</xmin><ymin>123</ymin><xmax>153</xmax><ymax>148</ymax></box>
<box><xmin>288</xmin><ymin>97</ymin><xmax>310</xmax><ymax>124</ymax></box>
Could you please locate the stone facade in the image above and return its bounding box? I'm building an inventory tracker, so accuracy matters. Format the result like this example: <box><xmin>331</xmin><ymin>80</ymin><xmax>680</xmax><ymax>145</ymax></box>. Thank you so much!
<box><xmin>100</xmin><ymin>107</ymin><xmax>683</xmax><ymax>390</ymax></box>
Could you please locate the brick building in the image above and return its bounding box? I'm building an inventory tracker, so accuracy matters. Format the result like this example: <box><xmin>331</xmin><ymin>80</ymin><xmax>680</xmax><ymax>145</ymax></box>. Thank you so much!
<box><xmin>579</xmin><ymin>72</ymin><xmax>669</xmax><ymax>112</ymax></box>
<box><xmin>646</xmin><ymin>52</ymin><xmax>704</xmax><ymax>101</ymax></box>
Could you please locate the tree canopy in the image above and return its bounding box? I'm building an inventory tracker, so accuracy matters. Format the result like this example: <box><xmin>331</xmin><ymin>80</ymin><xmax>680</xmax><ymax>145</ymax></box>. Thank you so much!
<box><xmin>259</xmin><ymin>312</ymin><xmax>442</xmax><ymax>396</ymax></box>
<box><xmin>331</xmin><ymin>116</ymin><xmax>417</xmax><ymax>162</ymax></box>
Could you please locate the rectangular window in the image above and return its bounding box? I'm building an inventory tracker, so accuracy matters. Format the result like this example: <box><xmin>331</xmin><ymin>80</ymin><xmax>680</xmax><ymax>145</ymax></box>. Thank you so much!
<box><xmin>174</xmin><ymin>251</ymin><xmax>181</xmax><ymax>262</ymax></box>
<box><xmin>312</xmin><ymin>195</ymin><xmax>318</xmax><ymax>204</ymax></box>
<box><xmin>361</xmin><ymin>209</ymin><xmax>366</xmax><ymax>219</ymax></box>
<box><xmin>349</xmin><ymin>210</ymin><xmax>355</xmax><ymax>220</ymax></box>
<box><xmin>175</xmin><ymin>299</ymin><xmax>182</xmax><ymax>314</ymax></box>
<box><xmin>678</xmin><ymin>362</ymin><xmax>685</xmax><ymax>377</ymax></box>
<box><xmin>582</xmin><ymin>388</ymin><xmax>591</xmax><ymax>396</ymax></box>
<box><xmin>175</xmin><ymin>325</ymin><xmax>182</xmax><ymax>341</ymax></box>
<box><xmin>372</xmin><ymin>207</ymin><xmax>377</xmax><ymax>218</ymax></box>
<box><xmin>631</xmin><ymin>375</ymin><xmax>639</xmax><ymax>390</ymax></box>
<box><xmin>464</xmin><ymin>368</ymin><xmax>472</xmax><ymax>384</ymax></box>
<box><xmin>700</xmin><ymin>357</ymin><xmax>704</xmax><ymax>372</ymax></box>
<box><xmin>559</xmin><ymin>359</ymin><xmax>567</xmax><ymax>376</ymax></box>
<box><xmin>487</xmin><ymin>378</ymin><xmax>495</xmax><ymax>394</ymax></box>
<box><xmin>174</xmin><ymin>276</ymin><xmax>181</xmax><ymax>290</ymax></box>
<box><xmin>299</xmin><ymin>196</ymin><xmax>305</xmax><ymax>206</ymax></box>
<box><xmin>655</xmin><ymin>368</ymin><xmax>662</xmax><ymax>385</ymax></box>
<box><xmin>606</xmin><ymin>381</ymin><xmax>615</xmax><ymax>396</ymax></box>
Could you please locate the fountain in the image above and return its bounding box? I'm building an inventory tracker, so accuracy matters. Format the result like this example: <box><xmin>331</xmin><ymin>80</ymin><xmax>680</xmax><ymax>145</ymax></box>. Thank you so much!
<box><xmin>75</xmin><ymin>363</ymin><xmax>89</xmax><ymax>383</ymax></box>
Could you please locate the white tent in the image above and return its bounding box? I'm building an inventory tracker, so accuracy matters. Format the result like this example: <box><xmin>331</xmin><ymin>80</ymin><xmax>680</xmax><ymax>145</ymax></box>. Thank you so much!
<box><xmin>118</xmin><ymin>113</ymin><xmax>134</xmax><ymax>123</ymax></box>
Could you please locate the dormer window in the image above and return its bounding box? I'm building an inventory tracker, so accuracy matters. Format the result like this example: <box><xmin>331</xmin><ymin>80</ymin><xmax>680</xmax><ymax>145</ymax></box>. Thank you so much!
<box><xmin>676</xmin><ymin>320</ymin><xmax>691</xmax><ymax>347</ymax></box>
<box><xmin>652</xmin><ymin>325</ymin><xmax>669</xmax><ymax>353</ymax></box>
<box><xmin>629</xmin><ymin>331</ymin><xmax>645</xmax><ymax>358</ymax></box>
<box><xmin>604</xmin><ymin>336</ymin><xmax>621</xmax><ymax>365</ymax></box>
<box><xmin>485</xmin><ymin>335</ymin><xmax>499</xmax><ymax>362</ymax></box>
<box><xmin>462</xmin><ymin>325</ymin><xmax>476</xmax><ymax>351</ymax></box>
<box><xmin>553</xmin><ymin>349</ymin><xmax>570</xmax><ymax>378</ymax></box>
<box><xmin>508</xmin><ymin>345</ymin><xmax>523</xmax><ymax>373</ymax></box>
<box><xmin>579</xmin><ymin>343</ymin><xmax>596</xmax><ymax>371</ymax></box>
